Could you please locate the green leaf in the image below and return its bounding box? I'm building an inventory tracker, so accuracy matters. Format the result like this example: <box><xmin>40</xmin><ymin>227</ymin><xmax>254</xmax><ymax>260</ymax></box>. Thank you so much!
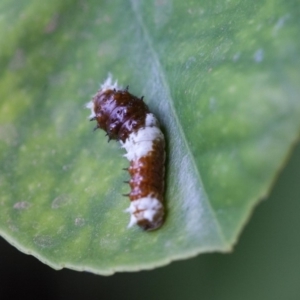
<box><xmin>0</xmin><ymin>0</ymin><xmax>299</xmax><ymax>275</ymax></box>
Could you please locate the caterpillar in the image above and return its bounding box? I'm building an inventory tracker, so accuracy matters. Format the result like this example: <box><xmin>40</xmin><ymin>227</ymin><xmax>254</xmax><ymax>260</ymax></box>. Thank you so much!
<box><xmin>86</xmin><ymin>76</ymin><xmax>165</xmax><ymax>231</ymax></box>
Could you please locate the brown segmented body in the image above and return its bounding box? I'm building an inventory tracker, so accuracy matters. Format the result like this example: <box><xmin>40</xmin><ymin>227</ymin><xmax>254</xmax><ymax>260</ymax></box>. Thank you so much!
<box><xmin>92</xmin><ymin>89</ymin><xmax>149</xmax><ymax>142</ymax></box>
<box><xmin>128</xmin><ymin>140</ymin><xmax>165</xmax><ymax>201</ymax></box>
<box><xmin>87</xmin><ymin>77</ymin><xmax>165</xmax><ymax>231</ymax></box>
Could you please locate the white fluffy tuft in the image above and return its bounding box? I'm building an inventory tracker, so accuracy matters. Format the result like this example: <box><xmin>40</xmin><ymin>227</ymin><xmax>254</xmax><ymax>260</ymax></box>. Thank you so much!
<box><xmin>85</xmin><ymin>74</ymin><xmax>121</xmax><ymax>118</ymax></box>
<box><xmin>100</xmin><ymin>73</ymin><xmax>121</xmax><ymax>91</ymax></box>
<box><xmin>125</xmin><ymin>196</ymin><xmax>163</xmax><ymax>228</ymax></box>
<box><xmin>85</xmin><ymin>100</ymin><xmax>96</xmax><ymax>119</ymax></box>
<box><xmin>120</xmin><ymin>113</ymin><xmax>164</xmax><ymax>161</ymax></box>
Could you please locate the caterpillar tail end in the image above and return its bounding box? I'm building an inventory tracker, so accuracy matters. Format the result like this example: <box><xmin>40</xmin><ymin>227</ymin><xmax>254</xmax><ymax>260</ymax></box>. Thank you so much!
<box><xmin>125</xmin><ymin>197</ymin><xmax>164</xmax><ymax>231</ymax></box>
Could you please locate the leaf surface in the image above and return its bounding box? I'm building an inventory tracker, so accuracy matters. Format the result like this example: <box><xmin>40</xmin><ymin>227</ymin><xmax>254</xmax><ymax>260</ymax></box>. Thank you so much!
<box><xmin>0</xmin><ymin>0</ymin><xmax>299</xmax><ymax>274</ymax></box>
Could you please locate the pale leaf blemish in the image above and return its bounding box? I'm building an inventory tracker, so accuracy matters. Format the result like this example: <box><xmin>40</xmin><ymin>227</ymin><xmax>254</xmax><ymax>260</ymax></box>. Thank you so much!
<box><xmin>185</xmin><ymin>56</ymin><xmax>196</xmax><ymax>69</ymax></box>
<box><xmin>51</xmin><ymin>194</ymin><xmax>72</xmax><ymax>209</ymax></box>
<box><xmin>13</xmin><ymin>201</ymin><xmax>31</xmax><ymax>210</ymax></box>
<box><xmin>273</xmin><ymin>14</ymin><xmax>290</xmax><ymax>36</ymax></box>
<box><xmin>74</xmin><ymin>217</ymin><xmax>85</xmax><ymax>227</ymax></box>
<box><xmin>99</xmin><ymin>237</ymin><xmax>119</xmax><ymax>251</ymax></box>
<box><xmin>254</xmin><ymin>49</ymin><xmax>264</xmax><ymax>63</ymax></box>
<box><xmin>232</xmin><ymin>52</ymin><xmax>241</xmax><ymax>62</ymax></box>
<box><xmin>33</xmin><ymin>235</ymin><xmax>55</xmax><ymax>249</ymax></box>
<box><xmin>44</xmin><ymin>14</ymin><xmax>59</xmax><ymax>33</ymax></box>
<box><xmin>62</xmin><ymin>165</ymin><xmax>70</xmax><ymax>171</ymax></box>
<box><xmin>7</xmin><ymin>219</ymin><xmax>19</xmax><ymax>232</ymax></box>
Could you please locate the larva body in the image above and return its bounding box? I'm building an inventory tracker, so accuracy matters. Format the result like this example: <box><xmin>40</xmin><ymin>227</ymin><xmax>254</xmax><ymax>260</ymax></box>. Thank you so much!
<box><xmin>86</xmin><ymin>77</ymin><xmax>165</xmax><ymax>231</ymax></box>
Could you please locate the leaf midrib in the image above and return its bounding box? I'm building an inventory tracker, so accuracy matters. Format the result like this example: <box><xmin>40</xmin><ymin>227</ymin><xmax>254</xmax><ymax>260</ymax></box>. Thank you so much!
<box><xmin>129</xmin><ymin>0</ymin><xmax>229</xmax><ymax>248</ymax></box>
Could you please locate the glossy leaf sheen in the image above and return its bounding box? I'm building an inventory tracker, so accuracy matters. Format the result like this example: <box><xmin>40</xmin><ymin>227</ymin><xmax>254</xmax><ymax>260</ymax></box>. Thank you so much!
<box><xmin>0</xmin><ymin>0</ymin><xmax>299</xmax><ymax>275</ymax></box>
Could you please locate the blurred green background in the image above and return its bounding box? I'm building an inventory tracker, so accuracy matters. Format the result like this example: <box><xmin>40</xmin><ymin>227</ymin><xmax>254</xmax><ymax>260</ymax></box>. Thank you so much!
<box><xmin>1</xmin><ymin>141</ymin><xmax>299</xmax><ymax>300</ymax></box>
